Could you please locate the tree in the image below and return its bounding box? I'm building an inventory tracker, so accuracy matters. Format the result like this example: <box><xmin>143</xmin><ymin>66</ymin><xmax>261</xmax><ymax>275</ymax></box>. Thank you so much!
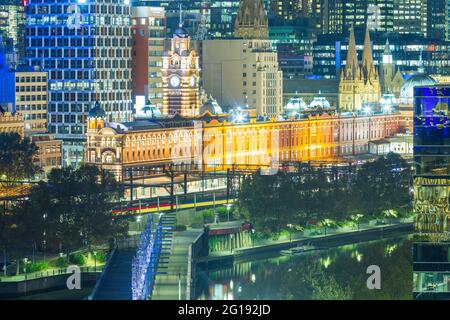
<box><xmin>311</xmin><ymin>273</ymin><xmax>353</xmax><ymax>300</ymax></box>
<box><xmin>13</xmin><ymin>164</ymin><xmax>127</xmax><ymax>254</ymax></box>
<box><xmin>0</xmin><ymin>133</ymin><xmax>39</xmax><ymax>186</ymax></box>
<box><xmin>71</xmin><ymin>165</ymin><xmax>126</xmax><ymax>248</ymax></box>
<box><xmin>236</xmin><ymin>156</ymin><xmax>413</xmax><ymax>232</ymax></box>
<box><xmin>236</xmin><ymin>171</ymin><xmax>298</xmax><ymax>233</ymax></box>
<box><xmin>0</xmin><ymin>133</ymin><xmax>39</xmax><ymax>255</ymax></box>
<box><xmin>353</xmin><ymin>153</ymin><xmax>412</xmax><ymax>219</ymax></box>
<box><xmin>11</xmin><ymin>182</ymin><xmax>50</xmax><ymax>250</ymax></box>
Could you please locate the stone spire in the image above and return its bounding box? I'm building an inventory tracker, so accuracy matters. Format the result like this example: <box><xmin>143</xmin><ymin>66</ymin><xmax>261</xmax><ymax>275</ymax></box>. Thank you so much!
<box><xmin>362</xmin><ymin>26</ymin><xmax>375</xmax><ymax>79</ymax></box>
<box><xmin>234</xmin><ymin>0</ymin><xmax>269</xmax><ymax>39</ymax></box>
<box><xmin>384</xmin><ymin>38</ymin><xmax>391</xmax><ymax>55</ymax></box>
<box><xmin>382</xmin><ymin>38</ymin><xmax>394</xmax><ymax>66</ymax></box>
<box><xmin>345</xmin><ymin>26</ymin><xmax>359</xmax><ymax>79</ymax></box>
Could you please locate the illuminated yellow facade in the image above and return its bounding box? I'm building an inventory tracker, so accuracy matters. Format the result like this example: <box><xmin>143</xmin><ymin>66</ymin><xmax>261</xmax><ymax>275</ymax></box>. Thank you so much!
<box><xmin>0</xmin><ymin>110</ymin><xmax>24</xmax><ymax>137</ymax></box>
<box><xmin>86</xmin><ymin>113</ymin><xmax>402</xmax><ymax>179</ymax></box>
<box><xmin>161</xmin><ymin>26</ymin><xmax>200</xmax><ymax>117</ymax></box>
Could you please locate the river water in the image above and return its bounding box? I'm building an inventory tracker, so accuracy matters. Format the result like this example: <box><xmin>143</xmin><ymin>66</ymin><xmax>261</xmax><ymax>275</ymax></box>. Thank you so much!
<box><xmin>194</xmin><ymin>236</ymin><xmax>413</xmax><ymax>300</ymax></box>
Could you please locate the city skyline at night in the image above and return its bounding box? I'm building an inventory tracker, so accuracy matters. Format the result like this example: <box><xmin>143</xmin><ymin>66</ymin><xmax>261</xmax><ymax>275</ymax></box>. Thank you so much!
<box><xmin>0</xmin><ymin>0</ymin><xmax>448</xmax><ymax>306</ymax></box>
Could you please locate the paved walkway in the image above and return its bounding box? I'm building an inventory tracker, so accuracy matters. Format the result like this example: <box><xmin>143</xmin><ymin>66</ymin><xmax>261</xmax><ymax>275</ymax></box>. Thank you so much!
<box><xmin>92</xmin><ymin>249</ymin><xmax>135</xmax><ymax>300</ymax></box>
<box><xmin>151</xmin><ymin>229</ymin><xmax>203</xmax><ymax>300</ymax></box>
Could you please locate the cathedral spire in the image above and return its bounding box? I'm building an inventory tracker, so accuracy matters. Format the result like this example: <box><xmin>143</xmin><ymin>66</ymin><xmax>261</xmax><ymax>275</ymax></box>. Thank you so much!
<box><xmin>345</xmin><ymin>26</ymin><xmax>359</xmax><ymax>79</ymax></box>
<box><xmin>234</xmin><ymin>0</ymin><xmax>269</xmax><ymax>39</ymax></box>
<box><xmin>382</xmin><ymin>38</ymin><xmax>393</xmax><ymax>65</ymax></box>
<box><xmin>362</xmin><ymin>26</ymin><xmax>375</xmax><ymax>78</ymax></box>
<box><xmin>384</xmin><ymin>38</ymin><xmax>391</xmax><ymax>55</ymax></box>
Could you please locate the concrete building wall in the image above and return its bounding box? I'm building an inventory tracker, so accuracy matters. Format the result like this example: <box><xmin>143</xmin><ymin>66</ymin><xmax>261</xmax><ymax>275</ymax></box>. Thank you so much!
<box><xmin>132</xmin><ymin>6</ymin><xmax>166</xmax><ymax>109</ymax></box>
<box><xmin>203</xmin><ymin>39</ymin><xmax>283</xmax><ymax>117</ymax></box>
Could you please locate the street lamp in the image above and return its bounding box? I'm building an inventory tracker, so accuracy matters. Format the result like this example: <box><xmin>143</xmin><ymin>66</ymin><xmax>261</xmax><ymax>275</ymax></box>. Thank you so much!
<box><xmin>3</xmin><ymin>247</ymin><xmax>7</xmax><ymax>277</ymax></box>
<box><xmin>32</xmin><ymin>242</ymin><xmax>36</xmax><ymax>264</ymax></box>
<box><xmin>23</xmin><ymin>258</ymin><xmax>29</xmax><ymax>295</ymax></box>
<box><xmin>352</xmin><ymin>214</ymin><xmax>364</xmax><ymax>231</ymax></box>
<box><xmin>59</xmin><ymin>252</ymin><xmax>64</xmax><ymax>272</ymax></box>
<box><xmin>93</xmin><ymin>251</ymin><xmax>97</xmax><ymax>272</ymax></box>
<box><xmin>23</xmin><ymin>258</ymin><xmax>28</xmax><ymax>280</ymax></box>
<box><xmin>42</xmin><ymin>213</ymin><xmax>47</xmax><ymax>262</ymax></box>
<box><xmin>321</xmin><ymin>219</ymin><xmax>334</xmax><ymax>236</ymax></box>
<box><xmin>226</xmin><ymin>204</ymin><xmax>233</xmax><ymax>222</ymax></box>
<box><xmin>178</xmin><ymin>273</ymin><xmax>182</xmax><ymax>300</ymax></box>
<box><xmin>251</xmin><ymin>228</ymin><xmax>255</xmax><ymax>248</ymax></box>
<box><xmin>230</xmin><ymin>234</ymin><xmax>234</xmax><ymax>254</ymax></box>
<box><xmin>287</xmin><ymin>224</ymin><xmax>293</xmax><ymax>243</ymax></box>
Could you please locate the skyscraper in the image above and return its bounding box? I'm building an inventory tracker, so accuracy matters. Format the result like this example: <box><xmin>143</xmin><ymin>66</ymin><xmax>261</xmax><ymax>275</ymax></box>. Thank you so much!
<box><xmin>26</xmin><ymin>0</ymin><xmax>133</xmax><ymax>167</ymax></box>
<box><xmin>0</xmin><ymin>0</ymin><xmax>25</xmax><ymax>62</ymax></box>
<box><xmin>203</xmin><ymin>0</ymin><xmax>283</xmax><ymax>116</ymax></box>
<box><xmin>319</xmin><ymin>0</ymin><xmax>394</xmax><ymax>35</ymax></box>
<box><xmin>393</xmin><ymin>0</ymin><xmax>427</xmax><ymax>36</ymax></box>
<box><xmin>131</xmin><ymin>6</ymin><xmax>167</xmax><ymax>109</ymax></box>
<box><xmin>270</xmin><ymin>0</ymin><xmax>315</xmax><ymax>21</ymax></box>
<box><xmin>413</xmin><ymin>85</ymin><xmax>450</xmax><ymax>299</ymax></box>
<box><xmin>426</xmin><ymin>0</ymin><xmax>449</xmax><ymax>40</ymax></box>
<box><xmin>133</xmin><ymin>0</ymin><xmax>243</xmax><ymax>39</ymax></box>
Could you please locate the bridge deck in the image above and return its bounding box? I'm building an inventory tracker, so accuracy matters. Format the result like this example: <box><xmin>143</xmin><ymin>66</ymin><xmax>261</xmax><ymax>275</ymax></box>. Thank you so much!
<box><xmin>92</xmin><ymin>249</ymin><xmax>135</xmax><ymax>300</ymax></box>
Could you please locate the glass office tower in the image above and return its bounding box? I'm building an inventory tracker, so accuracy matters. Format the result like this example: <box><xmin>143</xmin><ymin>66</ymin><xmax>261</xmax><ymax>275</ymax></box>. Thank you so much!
<box><xmin>26</xmin><ymin>0</ymin><xmax>133</xmax><ymax>167</ymax></box>
<box><xmin>0</xmin><ymin>0</ymin><xmax>25</xmax><ymax>62</ymax></box>
<box><xmin>132</xmin><ymin>0</ymin><xmax>244</xmax><ymax>39</ymax></box>
<box><xmin>413</xmin><ymin>85</ymin><xmax>450</xmax><ymax>299</ymax></box>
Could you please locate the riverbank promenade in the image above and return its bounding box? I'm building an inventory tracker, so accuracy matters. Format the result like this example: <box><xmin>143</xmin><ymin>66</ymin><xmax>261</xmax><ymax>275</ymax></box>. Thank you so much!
<box><xmin>152</xmin><ymin>229</ymin><xmax>203</xmax><ymax>300</ymax></box>
<box><xmin>205</xmin><ymin>219</ymin><xmax>414</xmax><ymax>261</ymax></box>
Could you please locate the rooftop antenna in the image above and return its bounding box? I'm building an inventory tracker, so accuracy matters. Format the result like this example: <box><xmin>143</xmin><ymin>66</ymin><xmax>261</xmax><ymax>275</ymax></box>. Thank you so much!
<box><xmin>418</xmin><ymin>49</ymin><xmax>425</xmax><ymax>74</ymax></box>
<box><xmin>179</xmin><ymin>3</ymin><xmax>183</xmax><ymax>28</ymax></box>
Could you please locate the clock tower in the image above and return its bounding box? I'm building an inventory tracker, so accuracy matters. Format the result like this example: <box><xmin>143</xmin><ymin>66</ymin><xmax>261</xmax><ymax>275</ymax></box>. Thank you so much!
<box><xmin>162</xmin><ymin>20</ymin><xmax>200</xmax><ymax>117</ymax></box>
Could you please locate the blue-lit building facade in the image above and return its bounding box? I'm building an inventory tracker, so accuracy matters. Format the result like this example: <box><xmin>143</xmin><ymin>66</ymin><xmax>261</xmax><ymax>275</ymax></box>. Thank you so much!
<box><xmin>25</xmin><ymin>0</ymin><xmax>133</xmax><ymax>167</ymax></box>
<box><xmin>413</xmin><ymin>85</ymin><xmax>450</xmax><ymax>299</ymax></box>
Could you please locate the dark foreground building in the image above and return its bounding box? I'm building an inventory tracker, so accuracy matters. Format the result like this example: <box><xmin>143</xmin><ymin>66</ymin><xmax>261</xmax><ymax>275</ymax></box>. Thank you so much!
<box><xmin>413</xmin><ymin>85</ymin><xmax>450</xmax><ymax>299</ymax></box>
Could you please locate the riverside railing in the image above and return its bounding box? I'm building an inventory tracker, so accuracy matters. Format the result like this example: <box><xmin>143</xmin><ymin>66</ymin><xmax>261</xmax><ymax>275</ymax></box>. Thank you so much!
<box><xmin>88</xmin><ymin>246</ymin><xmax>117</xmax><ymax>300</ymax></box>
<box><xmin>0</xmin><ymin>266</ymin><xmax>104</xmax><ymax>283</ymax></box>
<box><xmin>131</xmin><ymin>214</ymin><xmax>163</xmax><ymax>300</ymax></box>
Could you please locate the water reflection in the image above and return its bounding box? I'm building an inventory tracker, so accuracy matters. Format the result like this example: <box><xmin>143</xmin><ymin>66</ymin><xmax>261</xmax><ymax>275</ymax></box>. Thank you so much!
<box><xmin>195</xmin><ymin>236</ymin><xmax>413</xmax><ymax>300</ymax></box>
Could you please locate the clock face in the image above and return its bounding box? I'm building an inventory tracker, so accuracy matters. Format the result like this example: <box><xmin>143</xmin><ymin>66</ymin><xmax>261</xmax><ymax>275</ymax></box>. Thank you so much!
<box><xmin>190</xmin><ymin>76</ymin><xmax>196</xmax><ymax>87</ymax></box>
<box><xmin>170</xmin><ymin>76</ymin><xmax>181</xmax><ymax>88</ymax></box>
